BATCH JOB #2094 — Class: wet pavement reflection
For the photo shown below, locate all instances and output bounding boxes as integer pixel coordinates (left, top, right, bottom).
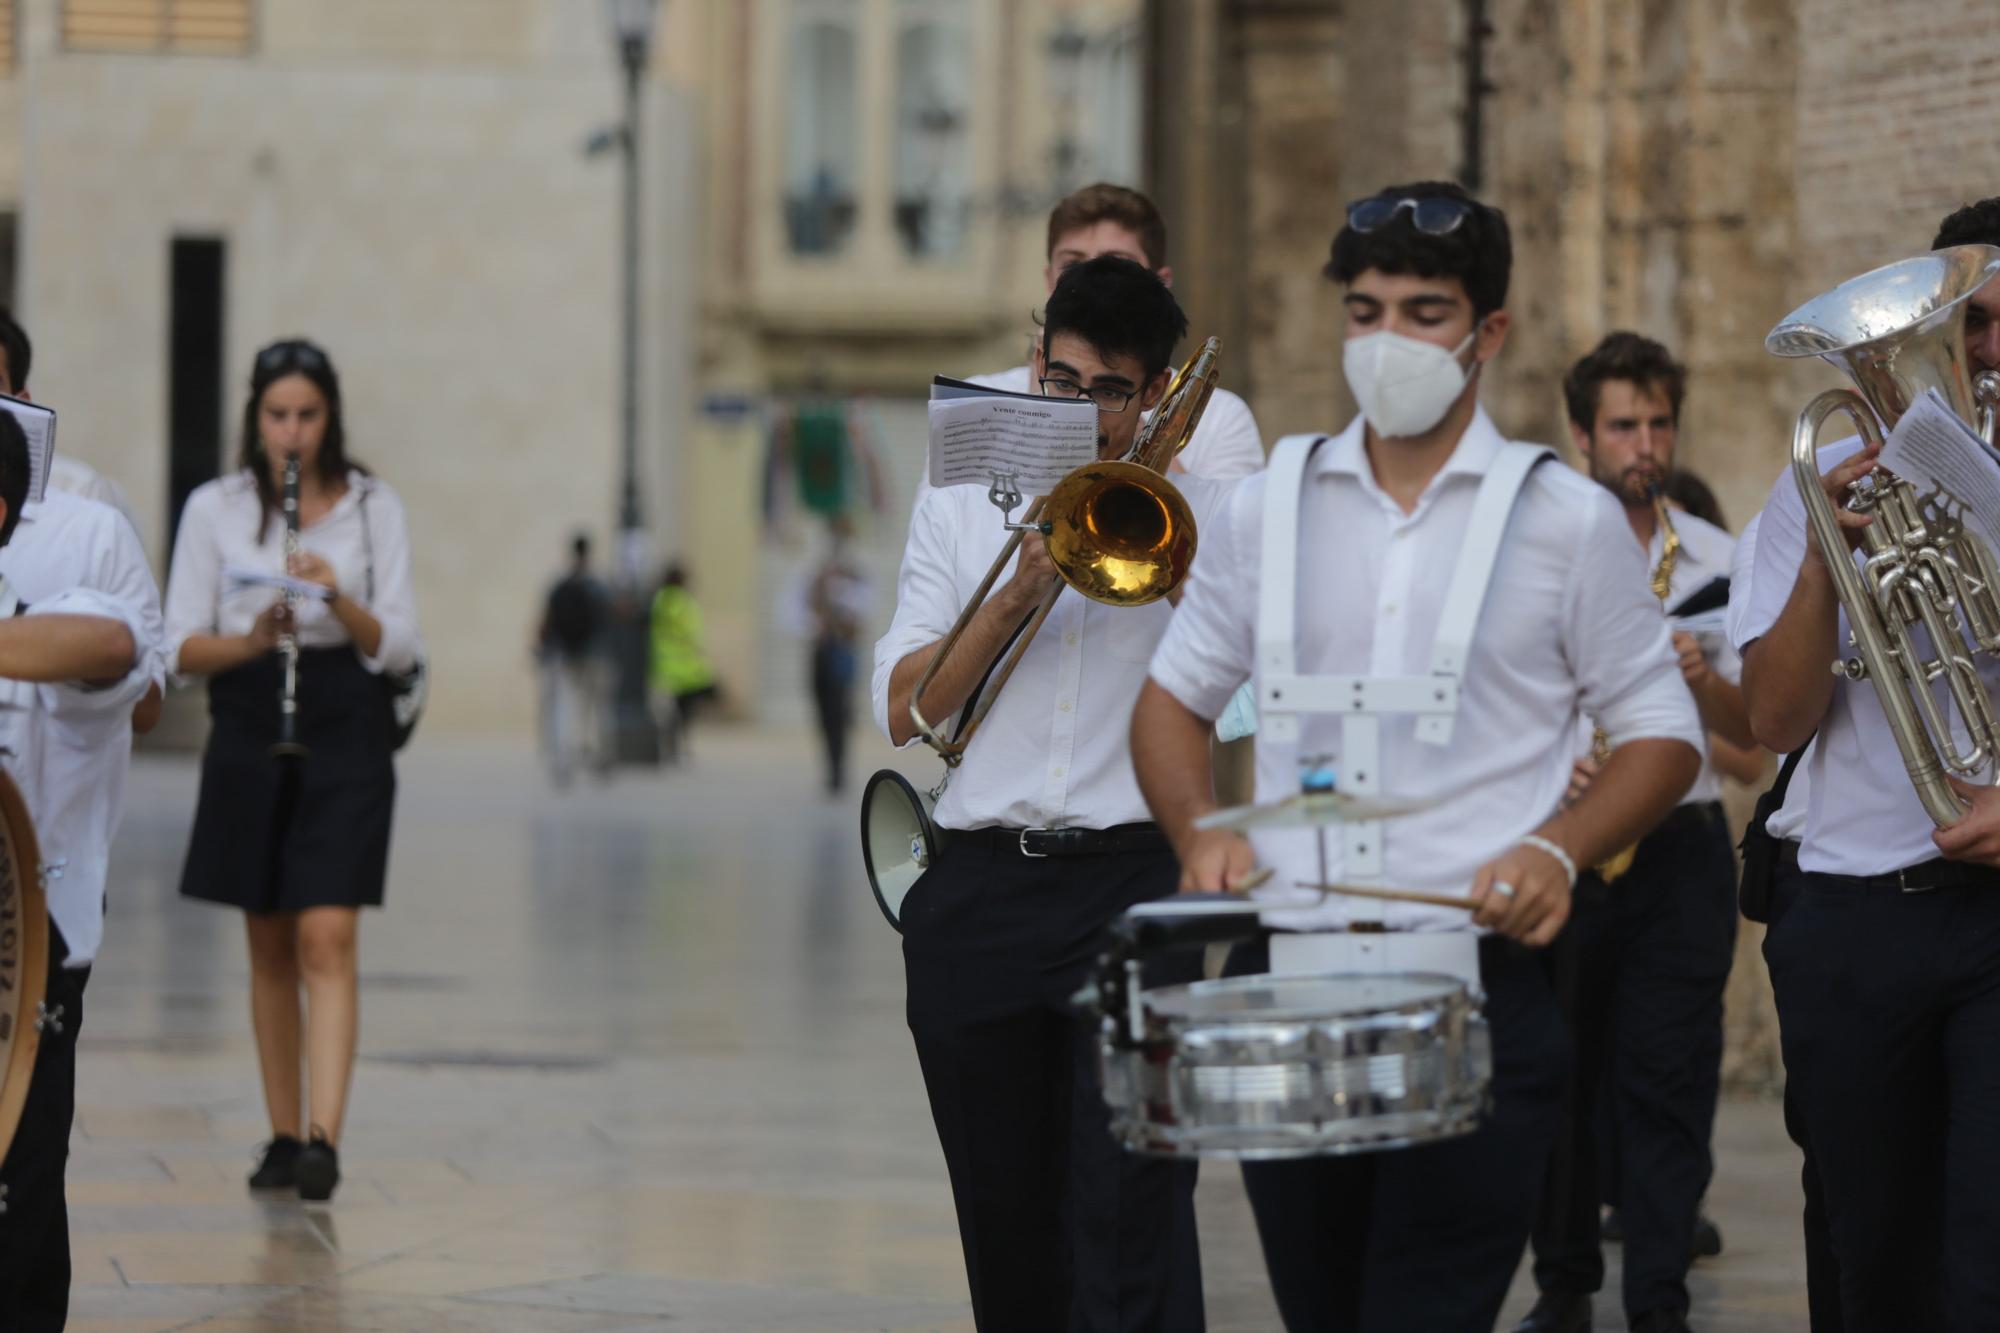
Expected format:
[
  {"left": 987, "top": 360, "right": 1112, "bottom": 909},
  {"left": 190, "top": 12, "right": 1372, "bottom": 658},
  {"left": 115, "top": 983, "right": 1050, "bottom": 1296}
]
[{"left": 68, "top": 731, "right": 1804, "bottom": 1330}]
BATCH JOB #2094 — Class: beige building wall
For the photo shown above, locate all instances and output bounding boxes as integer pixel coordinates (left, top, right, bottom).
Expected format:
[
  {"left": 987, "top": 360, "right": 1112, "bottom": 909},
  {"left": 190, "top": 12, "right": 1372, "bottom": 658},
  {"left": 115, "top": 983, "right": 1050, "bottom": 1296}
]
[
  {"left": 681, "top": 0, "right": 1145, "bottom": 724},
  {"left": 2, "top": 0, "right": 701, "bottom": 734}
]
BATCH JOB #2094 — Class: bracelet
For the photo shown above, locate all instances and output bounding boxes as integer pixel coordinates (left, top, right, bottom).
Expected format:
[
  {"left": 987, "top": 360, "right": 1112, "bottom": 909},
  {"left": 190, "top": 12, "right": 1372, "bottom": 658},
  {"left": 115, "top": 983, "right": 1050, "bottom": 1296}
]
[{"left": 1518, "top": 835, "right": 1578, "bottom": 888}]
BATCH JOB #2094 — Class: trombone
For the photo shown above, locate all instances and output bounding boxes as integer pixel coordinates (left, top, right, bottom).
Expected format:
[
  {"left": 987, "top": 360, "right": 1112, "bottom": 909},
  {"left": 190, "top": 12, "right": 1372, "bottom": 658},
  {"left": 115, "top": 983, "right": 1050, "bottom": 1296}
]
[{"left": 909, "top": 337, "right": 1222, "bottom": 762}]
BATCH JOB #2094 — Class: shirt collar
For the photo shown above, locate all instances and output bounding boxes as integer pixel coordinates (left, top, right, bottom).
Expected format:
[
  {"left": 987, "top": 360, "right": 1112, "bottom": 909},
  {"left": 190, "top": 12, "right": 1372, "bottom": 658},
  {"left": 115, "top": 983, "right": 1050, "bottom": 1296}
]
[{"left": 1313, "top": 406, "right": 1510, "bottom": 511}]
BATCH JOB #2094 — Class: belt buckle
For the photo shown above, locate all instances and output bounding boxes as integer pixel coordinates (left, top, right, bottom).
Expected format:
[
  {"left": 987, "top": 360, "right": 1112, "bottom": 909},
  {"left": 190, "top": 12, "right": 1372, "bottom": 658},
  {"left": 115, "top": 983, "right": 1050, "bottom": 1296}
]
[
  {"left": 1019, "top": 828, "right": 1050, "bottom": 859},
  {"left": 1899, "top": 866, "right": 1934, "bottom": 894}
]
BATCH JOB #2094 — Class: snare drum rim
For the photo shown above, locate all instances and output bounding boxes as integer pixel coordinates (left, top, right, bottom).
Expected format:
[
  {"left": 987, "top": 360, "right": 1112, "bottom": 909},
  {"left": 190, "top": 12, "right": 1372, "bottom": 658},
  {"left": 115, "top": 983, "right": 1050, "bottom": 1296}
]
[{"left": 1138, "top": 970, "right": 1477, "bottom": 1029}]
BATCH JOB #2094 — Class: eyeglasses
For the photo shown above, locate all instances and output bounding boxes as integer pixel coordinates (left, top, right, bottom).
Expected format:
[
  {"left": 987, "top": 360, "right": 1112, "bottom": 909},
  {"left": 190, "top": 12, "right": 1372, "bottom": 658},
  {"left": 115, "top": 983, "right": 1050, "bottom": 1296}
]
[
  {"left": 1345, "top": 195, "right": 1476, "bottom": 237},
  {"left": 1039, "top": 377, "right": 1137, "bottom": 413},
  {"left": 254, "top": 339, "right": 330, "bottom": 375}
]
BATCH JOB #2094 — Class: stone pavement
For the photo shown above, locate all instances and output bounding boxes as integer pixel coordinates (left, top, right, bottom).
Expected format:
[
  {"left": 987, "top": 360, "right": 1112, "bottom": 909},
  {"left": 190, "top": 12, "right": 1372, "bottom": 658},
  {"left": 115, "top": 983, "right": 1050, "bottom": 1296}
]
[{"left": 60, "top": 729, "right": 1809, "bottom": 1331}]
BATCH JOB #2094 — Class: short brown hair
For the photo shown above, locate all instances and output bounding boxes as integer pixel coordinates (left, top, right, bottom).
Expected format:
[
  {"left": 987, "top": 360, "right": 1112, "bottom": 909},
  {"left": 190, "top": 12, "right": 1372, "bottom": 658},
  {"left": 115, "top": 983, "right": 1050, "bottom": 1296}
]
[
  {"left": 1046, "top": 183, "right": 1167, "bottom": 270},
  {"left": 1563, "top": 331, "right": 1687, "bottom": 433}
]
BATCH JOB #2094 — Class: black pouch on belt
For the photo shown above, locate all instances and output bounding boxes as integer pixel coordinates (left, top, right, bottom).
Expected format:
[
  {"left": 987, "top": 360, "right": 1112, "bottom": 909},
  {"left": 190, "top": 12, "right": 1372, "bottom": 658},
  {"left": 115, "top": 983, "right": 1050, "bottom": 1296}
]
[{"left": 1737, "top": 738, "right": 1811, "bottom": 923}]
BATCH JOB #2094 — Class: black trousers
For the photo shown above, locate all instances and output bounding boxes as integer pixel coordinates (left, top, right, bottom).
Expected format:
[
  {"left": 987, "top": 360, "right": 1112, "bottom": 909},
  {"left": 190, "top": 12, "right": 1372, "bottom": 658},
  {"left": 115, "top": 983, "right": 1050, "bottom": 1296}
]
[
  {"left": 1530, "top": 802, "right": 1737, "bottom": 1317},
  {"left": 1764, "top": 858, "right": 2000, "bottom": 1331},
  {"left": 809, "top": 640, "right": 854, "bottom": 792},
  {"left": 902, "top": 834, "right": 1203, "bottom": 1333},
  {"left": 0, "top": 922, "right": 85, "bottom": 1333},
  {"left": 1766, "top": 868, "right": 1843, "bottom": 1333},
  {"left": 1230, "top": 934, "right": 1570, "bottom": 1333}
]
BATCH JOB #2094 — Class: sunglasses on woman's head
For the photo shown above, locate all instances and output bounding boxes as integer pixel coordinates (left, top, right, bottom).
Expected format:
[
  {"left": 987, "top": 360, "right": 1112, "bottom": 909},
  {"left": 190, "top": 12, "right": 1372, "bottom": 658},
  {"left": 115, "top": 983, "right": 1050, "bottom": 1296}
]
[
  {"left": 1345, "top": 195, "right": 1476, "bottom": 237},
  {"left": 254, "top": 340, "right": 329, "bottom": 375}
]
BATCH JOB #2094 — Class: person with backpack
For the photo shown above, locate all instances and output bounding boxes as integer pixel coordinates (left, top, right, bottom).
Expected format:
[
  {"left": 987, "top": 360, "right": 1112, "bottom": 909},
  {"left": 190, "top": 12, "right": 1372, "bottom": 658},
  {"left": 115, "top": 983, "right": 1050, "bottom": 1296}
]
[{"left": 538, "top": 533, "right": 610, "bottom": 784}]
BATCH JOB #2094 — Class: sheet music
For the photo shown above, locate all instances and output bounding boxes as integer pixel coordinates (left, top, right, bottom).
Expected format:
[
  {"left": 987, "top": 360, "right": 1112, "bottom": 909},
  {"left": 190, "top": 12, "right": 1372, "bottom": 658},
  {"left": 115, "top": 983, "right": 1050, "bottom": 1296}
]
[
  {"left": 0, "top": 397, "right": 55, "bottom": 503},
  {"left": 222, "top": 566, "right": 335, "bottom": 602},
  {"left": 925, "top": 384, "right": 1097, "bottom": 495},
  {"left": 1880, "top": 388, "right": 2000, "bottom": 557}
]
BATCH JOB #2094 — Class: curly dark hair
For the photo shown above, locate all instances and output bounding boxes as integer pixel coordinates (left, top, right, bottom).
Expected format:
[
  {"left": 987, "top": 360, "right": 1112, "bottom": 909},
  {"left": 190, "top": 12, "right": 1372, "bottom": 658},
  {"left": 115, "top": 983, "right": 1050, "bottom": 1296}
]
[
  {"left": 1934, "top": 197, "right": 2000, "bottom": 250},
  {"left": 1325, "top": 181, "right": 1512, "bottom": 318},
  {"left": 0, "top": 410, "right": 27, "bottom": 547},
  {"left": 1040, "top": 255, "right": 1189, "bottom": 381},
  {"left": 0, "top": 307, "right": 29, "bottom": 394},
  {"left": 1563, "top": 331, "right": 1688, "bottom": 434}
]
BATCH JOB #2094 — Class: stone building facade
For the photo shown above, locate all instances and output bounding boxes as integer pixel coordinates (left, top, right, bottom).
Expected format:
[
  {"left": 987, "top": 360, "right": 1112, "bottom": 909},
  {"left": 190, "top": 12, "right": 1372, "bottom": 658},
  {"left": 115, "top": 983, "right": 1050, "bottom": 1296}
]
[{"left": 0, "top": 0, "right": 702, "bottom": 733}]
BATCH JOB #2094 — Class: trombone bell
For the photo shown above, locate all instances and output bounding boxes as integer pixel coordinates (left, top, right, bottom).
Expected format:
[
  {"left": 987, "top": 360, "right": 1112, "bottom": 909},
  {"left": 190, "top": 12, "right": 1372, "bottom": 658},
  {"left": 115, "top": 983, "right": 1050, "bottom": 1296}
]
[{"left": 1042, "top": 461, "right": 1197, "bottom": 606}]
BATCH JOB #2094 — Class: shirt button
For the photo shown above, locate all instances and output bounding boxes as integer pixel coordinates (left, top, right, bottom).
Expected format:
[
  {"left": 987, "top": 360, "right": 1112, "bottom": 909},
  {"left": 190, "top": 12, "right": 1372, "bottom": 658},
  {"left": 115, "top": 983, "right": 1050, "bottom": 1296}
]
[
  {"left": 1384, "top": 602, "right": 1398, "bottom": 615},
  {"left": 1065, "top": 632, "right": 1078, "bottom": 646},
  {"left": 1059, "top": 700, "right": 1073, "bottom": 713},
  {"left": 1052, "top": 766, "right": 1066, "bottom": 778}
]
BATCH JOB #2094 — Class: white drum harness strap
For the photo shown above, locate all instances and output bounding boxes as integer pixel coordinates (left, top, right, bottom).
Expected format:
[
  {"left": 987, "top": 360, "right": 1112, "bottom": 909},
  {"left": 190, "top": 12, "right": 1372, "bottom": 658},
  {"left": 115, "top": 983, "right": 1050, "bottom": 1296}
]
[{"left": 1254, "top": 432, "right": 1555, "bottom": 889}]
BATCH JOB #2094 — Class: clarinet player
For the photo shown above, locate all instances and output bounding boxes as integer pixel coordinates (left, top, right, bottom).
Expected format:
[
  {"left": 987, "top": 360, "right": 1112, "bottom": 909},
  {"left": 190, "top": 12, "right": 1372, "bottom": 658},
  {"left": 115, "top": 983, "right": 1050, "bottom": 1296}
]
[{"left": 163, "top": 339, "right": 421, "bottom": 1203}]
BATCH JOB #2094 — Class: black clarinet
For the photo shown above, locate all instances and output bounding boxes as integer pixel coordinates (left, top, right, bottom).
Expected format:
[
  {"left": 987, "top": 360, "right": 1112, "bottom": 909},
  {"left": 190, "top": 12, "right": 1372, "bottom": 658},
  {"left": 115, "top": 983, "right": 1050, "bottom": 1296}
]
[{"left": 271, "top": 453, "right": 309, "bottom": 761}]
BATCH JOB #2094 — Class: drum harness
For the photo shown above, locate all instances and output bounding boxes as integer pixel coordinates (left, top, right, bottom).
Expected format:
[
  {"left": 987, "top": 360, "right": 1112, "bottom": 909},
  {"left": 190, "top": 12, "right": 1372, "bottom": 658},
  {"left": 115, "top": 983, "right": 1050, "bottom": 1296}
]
[{"left": 1252, "top": 431, "right": 1554, "bottom": 980}]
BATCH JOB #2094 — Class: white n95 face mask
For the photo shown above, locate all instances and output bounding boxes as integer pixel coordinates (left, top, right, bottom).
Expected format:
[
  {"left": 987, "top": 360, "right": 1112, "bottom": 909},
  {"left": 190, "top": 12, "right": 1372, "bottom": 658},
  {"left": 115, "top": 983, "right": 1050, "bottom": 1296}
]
[{"left": 1343, "top": 330, "right": 1477, "bottom": 439}]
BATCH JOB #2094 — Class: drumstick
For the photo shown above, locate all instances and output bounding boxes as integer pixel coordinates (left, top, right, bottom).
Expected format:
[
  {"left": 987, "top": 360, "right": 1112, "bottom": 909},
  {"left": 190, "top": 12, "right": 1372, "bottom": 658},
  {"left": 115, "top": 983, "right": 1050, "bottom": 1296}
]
[{"left": 1294, "top": 880, "right": 1480, "bottom": 912}]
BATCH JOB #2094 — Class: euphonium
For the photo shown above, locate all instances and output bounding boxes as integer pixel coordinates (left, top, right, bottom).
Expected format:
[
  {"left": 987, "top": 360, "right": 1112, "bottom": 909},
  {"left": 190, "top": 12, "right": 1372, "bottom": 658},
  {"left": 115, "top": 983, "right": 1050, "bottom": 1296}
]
[
  {"left": 271, "top": 452, "right": 309, "bottom": 761},
  {"left": 1593, "top": 486, "right": 1680, "bottom": 882},
  {"left": 1765, "top": 245, "right": 2000, "bottom": 827}
]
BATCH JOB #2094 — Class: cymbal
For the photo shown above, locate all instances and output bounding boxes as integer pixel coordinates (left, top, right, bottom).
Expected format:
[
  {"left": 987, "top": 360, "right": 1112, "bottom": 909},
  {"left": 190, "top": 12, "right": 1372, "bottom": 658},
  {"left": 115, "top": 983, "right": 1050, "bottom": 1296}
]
[{"left": 1194, "top": 790, "right": 1428, "bottom": 833}]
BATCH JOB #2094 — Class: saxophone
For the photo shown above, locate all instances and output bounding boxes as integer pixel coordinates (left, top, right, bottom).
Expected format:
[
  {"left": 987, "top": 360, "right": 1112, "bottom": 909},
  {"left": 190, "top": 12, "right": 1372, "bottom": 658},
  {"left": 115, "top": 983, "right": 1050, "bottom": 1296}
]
[{"left": 1591, "top": 486, "right": 1679, "bottom": 882}]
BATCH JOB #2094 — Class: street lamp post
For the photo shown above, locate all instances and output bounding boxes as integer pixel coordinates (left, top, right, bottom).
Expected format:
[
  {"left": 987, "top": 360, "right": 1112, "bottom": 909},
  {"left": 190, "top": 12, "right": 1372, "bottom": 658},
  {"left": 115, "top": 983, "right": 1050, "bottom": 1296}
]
[
  {"left": 604, "top": 0, "right": 660, "bottom": 764},
  {"left": 608, "top": 0, "right": 657, "bottom": 570}
]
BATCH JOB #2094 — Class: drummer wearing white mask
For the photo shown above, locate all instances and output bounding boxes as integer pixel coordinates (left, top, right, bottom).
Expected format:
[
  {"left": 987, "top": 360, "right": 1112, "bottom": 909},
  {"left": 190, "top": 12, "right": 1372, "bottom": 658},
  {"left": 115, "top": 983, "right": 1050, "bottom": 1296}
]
[{"left": 1129, "top": 181, "right": 1703, "bottom": 1332}]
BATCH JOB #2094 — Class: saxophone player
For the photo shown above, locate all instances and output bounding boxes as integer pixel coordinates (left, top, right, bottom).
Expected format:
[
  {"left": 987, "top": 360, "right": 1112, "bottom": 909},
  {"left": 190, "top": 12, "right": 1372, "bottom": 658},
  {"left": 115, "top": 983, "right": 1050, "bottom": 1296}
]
[
  {"left": 1518, "top": 334, "right": 1752, "bottom": 1333},
  {"left": 1735, "top": 198, "right": 2000, "bottom": 1328}
]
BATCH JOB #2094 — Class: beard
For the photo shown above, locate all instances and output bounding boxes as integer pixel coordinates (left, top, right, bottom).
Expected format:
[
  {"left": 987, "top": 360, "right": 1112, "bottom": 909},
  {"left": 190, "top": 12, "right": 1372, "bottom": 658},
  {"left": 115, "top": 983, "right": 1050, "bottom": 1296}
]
[{"left": 1594, "top": 456, "right": 1663, "bottom": 506}]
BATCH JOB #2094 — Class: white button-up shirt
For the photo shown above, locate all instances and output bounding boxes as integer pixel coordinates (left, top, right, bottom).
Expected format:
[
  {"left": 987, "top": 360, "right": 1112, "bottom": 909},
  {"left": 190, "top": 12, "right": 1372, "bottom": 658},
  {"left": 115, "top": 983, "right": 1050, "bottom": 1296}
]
[
  {"left": 1579, "top": 509, "right": 1742, "bottom": 806},
  {"left": 3, "top": 490, "right": 166, "bottom": 691},
  {"left": 0, "top": 583, "right": 158, "bottom": 967},
  {"left": 908, "top": 366, "right": 1265, "bottom": 507},
  {"left": 164, "top": 469, "right": 421, "bottom": 678},
  {"left": 1150, "top": 410, "right": 1704, "bottom": 932},
  {"left": 1730, "top": 438, "right": 1978, "bottom": 874},
  {"left": 873, "top": 473, "right": 1235, "bottom": 830},
  {"left": 1725, "top": 512, "right": 1811, "bottom": 839}
]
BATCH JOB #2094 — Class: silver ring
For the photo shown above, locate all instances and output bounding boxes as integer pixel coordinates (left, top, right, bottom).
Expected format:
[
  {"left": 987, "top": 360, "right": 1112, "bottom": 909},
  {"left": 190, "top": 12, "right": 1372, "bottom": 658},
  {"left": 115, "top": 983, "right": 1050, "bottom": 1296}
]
[{"left": 1490, "top": 880, "right": 1516, "bottom": 900}]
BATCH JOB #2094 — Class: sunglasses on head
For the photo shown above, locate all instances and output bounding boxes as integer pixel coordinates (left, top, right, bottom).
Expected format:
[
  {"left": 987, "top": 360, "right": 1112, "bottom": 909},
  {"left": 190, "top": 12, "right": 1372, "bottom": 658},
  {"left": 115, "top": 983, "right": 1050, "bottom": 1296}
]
[
  {"left": 1345, "top": 195, "right": 1476, "bottom": 237},
  {"left": 254, "top": 339, "right": 330, "bottom": 375}
]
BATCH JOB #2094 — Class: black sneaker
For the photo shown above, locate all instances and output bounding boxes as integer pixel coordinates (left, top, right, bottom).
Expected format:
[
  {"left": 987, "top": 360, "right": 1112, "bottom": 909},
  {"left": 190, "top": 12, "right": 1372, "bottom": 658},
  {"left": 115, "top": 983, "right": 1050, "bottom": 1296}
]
[
  {"left": 295, "top": 1130, "right": 340, "bottom": 1203},
  {"left": 1692, "top": 1212, "right": 1723, "bottom": 1258},
  {"left": 247, "top": 1135, "right": 302, "bottom": 1191}
]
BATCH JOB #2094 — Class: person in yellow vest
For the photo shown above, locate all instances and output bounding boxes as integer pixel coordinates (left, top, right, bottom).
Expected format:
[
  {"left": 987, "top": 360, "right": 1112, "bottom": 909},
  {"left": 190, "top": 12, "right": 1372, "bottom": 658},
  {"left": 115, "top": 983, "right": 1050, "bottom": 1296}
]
[{"left": 649, "top": 562, "right": 718, "bottom": 760}]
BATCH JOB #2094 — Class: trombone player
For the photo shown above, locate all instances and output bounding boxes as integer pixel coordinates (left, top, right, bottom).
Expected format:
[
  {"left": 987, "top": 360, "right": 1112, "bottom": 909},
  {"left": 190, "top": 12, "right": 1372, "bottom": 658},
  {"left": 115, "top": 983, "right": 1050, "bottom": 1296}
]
[
  {"left": 871, "top": 256, "right": 1229, "bottom": 1331},
  {"left": 1735, "top": 198, "right": 2000, "bottom": 1328}
]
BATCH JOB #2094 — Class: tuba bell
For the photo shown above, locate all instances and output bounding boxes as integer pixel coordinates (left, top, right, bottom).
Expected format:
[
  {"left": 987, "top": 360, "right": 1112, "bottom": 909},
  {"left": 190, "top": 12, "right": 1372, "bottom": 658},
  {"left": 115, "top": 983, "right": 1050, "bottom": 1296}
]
[{"left": 1765, "top": 244, "right": 2000, "bottom": 826}]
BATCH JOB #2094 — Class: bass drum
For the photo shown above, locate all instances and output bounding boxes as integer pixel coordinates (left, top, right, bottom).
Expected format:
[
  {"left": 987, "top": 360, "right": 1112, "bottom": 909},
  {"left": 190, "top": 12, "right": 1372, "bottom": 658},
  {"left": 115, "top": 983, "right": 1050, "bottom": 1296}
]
[
  {"left": 0, "top": 768, "right": 47, "bottom": 1171},
  {"left": 859, "top": 768, "right": 947, "bottom": 932}
]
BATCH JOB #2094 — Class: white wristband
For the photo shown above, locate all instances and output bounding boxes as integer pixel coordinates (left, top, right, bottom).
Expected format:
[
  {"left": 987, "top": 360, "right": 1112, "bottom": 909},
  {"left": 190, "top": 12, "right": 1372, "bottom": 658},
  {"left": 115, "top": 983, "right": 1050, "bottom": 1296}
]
[{"left": 1518, "top": 835, "right": 1578, "bottom": 888}]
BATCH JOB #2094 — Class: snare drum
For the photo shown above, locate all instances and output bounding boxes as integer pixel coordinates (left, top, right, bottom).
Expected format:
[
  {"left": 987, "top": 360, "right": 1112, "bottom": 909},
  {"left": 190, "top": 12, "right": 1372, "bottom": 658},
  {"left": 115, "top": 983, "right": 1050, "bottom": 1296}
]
[{"left": 1099, "top": 971, "right": 1490, "bottom": 1159}]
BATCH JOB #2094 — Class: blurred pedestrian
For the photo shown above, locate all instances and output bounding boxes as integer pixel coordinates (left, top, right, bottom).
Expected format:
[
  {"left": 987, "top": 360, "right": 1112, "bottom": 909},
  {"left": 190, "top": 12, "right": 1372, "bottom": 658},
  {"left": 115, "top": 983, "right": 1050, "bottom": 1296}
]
[
  {"left": 165, "top": 338, "right": 422, "bottom": 1206},
  {"left": 649, "top": 562, "right": 717, "bottom": 760},
  {"left": 801, "top": 520, "right": 871, "bottom": 793},
  {"left": 537, "top": 533, "right": 611, "bottom": 785}
]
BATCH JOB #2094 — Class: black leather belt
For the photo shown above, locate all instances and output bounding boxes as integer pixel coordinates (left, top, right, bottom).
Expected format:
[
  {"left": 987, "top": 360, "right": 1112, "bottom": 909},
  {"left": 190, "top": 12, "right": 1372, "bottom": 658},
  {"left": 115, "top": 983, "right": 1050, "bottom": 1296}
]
[
  {"left": 1776, "top": 842, "right": 2000, "bottom": 893},
  {"left": 956, "top": 822, "right": 1170, "bottom": 858}
]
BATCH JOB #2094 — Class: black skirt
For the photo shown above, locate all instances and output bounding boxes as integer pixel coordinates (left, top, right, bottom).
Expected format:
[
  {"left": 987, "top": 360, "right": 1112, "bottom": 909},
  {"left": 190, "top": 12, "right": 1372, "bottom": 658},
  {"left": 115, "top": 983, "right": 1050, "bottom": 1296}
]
[{"left": 178, "top": 647, "right": 397, "bottom": 913}]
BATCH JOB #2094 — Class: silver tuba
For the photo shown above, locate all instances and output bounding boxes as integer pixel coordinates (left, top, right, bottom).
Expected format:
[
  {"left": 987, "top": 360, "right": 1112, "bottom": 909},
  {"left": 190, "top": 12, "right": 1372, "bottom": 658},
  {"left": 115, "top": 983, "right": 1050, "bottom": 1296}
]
[{"left": 1765, "top": 245, "right": 2000, "bottom": 826}]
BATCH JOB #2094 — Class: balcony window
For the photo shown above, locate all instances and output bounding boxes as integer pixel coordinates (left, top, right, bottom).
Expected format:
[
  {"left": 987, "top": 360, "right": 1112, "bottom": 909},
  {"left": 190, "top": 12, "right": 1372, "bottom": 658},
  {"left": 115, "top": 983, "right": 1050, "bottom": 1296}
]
[
  {"left": 892, "top": 1, "right": 970, "bottom": 260},
  {"left": 784, "top": 1, "right": 860, "bottom": 257}
]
